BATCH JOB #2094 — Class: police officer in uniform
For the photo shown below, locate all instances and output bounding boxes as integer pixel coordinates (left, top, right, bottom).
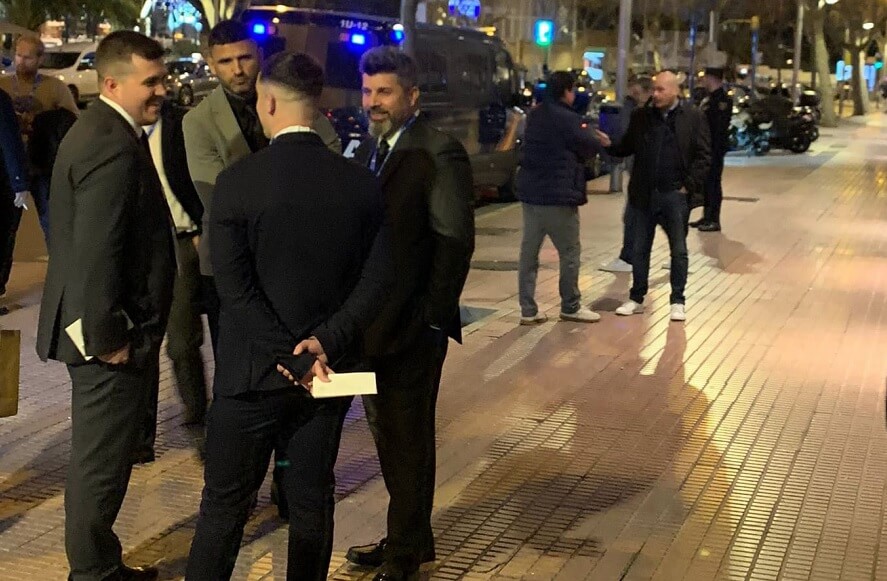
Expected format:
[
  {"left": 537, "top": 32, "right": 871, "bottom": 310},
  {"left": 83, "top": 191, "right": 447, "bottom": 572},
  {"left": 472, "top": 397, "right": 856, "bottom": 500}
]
[{"left": 692, "top": 67, "right": 732, "bottom": 232}]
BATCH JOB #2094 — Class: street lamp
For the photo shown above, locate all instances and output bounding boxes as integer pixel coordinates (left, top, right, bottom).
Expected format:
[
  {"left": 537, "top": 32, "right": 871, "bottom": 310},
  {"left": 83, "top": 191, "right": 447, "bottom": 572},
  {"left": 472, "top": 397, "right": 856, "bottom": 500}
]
[
  {"left": 825, "top": 0, "right": 840, "bottom": 4},
  {"left": 863, "top": 22, "right": 875, "bottom": 30}
]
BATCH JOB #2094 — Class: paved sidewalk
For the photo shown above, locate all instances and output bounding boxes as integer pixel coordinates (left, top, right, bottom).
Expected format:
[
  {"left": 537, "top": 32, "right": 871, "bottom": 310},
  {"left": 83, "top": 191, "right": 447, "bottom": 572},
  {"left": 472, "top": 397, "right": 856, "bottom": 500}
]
[{"left": 0, "top": 115, "right": 885, "bottom": 581}]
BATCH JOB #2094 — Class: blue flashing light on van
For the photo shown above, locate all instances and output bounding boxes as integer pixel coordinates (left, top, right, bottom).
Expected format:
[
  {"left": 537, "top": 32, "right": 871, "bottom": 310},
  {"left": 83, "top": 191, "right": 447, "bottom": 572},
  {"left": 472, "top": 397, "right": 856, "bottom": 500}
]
[{"left": 252, "top": 22, "right": 267, "bottom": 35}]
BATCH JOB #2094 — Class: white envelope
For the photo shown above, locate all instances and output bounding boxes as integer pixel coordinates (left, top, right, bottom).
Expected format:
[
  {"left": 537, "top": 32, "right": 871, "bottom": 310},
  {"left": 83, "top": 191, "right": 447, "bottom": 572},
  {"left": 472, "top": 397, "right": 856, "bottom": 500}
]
[
  {"left": 65, "top": 319, "right": 93, "bottom": 362},
  {"left": 311, "top": 372, "right": 377, "bottom": 399}
]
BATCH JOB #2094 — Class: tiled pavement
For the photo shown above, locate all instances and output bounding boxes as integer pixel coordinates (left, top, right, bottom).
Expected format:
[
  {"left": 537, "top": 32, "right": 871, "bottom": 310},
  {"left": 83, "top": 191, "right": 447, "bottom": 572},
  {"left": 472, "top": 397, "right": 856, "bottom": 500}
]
[{"left": 0, "top": 115, "right": 886, "bottom": 581}]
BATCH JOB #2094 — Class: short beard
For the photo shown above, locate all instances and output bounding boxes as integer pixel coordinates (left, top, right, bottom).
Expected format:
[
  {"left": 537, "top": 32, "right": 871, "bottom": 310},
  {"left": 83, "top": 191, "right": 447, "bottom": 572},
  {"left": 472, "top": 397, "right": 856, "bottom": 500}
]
[{"left": 368, "top": 118, "right": 393, "bottom": 139}]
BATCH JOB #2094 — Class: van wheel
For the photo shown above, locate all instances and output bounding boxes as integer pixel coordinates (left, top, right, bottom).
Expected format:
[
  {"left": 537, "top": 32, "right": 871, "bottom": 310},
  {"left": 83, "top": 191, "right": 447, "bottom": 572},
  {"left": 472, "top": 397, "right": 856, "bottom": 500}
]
[
  {"left": 67, "top": 85, "right": 80, "bottom": 104},
  {"left": 179, "top": 86, "right": 194, "bottom": 107}
]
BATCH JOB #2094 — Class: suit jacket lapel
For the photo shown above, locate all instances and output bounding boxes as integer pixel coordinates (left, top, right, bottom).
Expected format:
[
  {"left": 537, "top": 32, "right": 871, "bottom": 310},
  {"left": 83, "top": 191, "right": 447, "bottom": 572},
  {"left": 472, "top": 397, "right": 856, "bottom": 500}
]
[
  {"left": 377, "top": 122, "right": 418, "bottom": 186},
  {"left": 208, "top": 87, "right": 252, "bottom": 164}
]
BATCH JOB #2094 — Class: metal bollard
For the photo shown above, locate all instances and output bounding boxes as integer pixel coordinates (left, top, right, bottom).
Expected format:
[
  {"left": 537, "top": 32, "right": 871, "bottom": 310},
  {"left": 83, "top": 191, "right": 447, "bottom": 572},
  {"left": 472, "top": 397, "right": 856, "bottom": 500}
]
[{"left": 609, "top": 162, "right": 624, "bottom": 193}]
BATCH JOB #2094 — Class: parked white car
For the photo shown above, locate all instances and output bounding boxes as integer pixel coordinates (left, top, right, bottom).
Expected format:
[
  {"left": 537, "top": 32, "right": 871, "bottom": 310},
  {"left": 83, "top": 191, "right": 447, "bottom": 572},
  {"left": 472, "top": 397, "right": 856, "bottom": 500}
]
[{"left": 39, "top": 42, "right": 99, "bottom": 104}]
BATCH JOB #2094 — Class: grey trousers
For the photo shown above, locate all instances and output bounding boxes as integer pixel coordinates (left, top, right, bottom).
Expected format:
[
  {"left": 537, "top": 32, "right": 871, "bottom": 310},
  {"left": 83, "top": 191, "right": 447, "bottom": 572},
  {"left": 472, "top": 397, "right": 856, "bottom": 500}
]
[
  {"left": 66, "top": 352, "right": 161, "bottom": 581},
  {"left": 518, "top": 203, "right": 582, "bottom": 317}
]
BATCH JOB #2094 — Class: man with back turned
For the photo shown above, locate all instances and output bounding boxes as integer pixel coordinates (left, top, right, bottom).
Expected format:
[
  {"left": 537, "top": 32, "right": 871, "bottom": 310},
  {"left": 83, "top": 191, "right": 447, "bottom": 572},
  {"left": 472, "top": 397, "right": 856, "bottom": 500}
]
[{"left": 185, "top": 51, "right": 392, "bottom": 581}]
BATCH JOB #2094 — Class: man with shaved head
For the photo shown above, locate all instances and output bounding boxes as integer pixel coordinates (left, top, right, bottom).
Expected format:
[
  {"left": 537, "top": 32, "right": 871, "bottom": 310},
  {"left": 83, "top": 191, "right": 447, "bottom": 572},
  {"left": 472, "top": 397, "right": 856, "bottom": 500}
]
[{"left": 596, "top": 70, "right": 710, "bottom": 322}]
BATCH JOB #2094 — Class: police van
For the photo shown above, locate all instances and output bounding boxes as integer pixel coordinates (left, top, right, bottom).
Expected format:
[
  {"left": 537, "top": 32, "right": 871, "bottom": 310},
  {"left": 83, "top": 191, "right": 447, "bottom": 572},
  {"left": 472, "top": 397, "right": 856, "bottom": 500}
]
[{"left": 241, "top": 1, "right": 523, "bottom": 197}]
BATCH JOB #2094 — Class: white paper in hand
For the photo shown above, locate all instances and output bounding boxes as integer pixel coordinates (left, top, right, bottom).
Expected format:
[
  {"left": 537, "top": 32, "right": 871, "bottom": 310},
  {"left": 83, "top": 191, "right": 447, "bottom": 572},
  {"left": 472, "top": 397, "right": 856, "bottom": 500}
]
[
  {"left": 311, "top": 372, "right": 377, "bottom": 399},
  {"left": 65, "top": 319, "right": 93, "bottom": 362}
]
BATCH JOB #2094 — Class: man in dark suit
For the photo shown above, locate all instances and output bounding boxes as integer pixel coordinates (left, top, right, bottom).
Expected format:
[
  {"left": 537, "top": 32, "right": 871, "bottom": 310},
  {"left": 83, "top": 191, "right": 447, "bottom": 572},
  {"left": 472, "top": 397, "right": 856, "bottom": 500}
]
[
  {"left": 142, "top": 100, "right": 207, "bottom": 441},
  {"left": 345, "top": 47, "right": 475, "bottom": 581},
  {"left": 596, "top": 70, "right": 711, "bottom": 323},
  {"left": 35, "top": 32, "right": 175, "bottom": 581},
  {"left": 0, "top": 87, "right": 29, "bottom": 316},
  {"left": 185, "top": 52, "right": 392, "bottom": 581}
]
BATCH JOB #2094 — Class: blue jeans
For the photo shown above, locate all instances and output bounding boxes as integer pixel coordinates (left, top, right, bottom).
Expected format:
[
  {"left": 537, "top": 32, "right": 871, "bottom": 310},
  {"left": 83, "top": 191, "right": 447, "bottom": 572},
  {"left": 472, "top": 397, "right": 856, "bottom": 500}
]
[
  {"left": 629, "top": 190, "right": 690, "bottom": 305},
  {"left": 618, "top": 202, "right": 636, "bottom": 264},
  {"left": 518, "top": 204, "right": 581, "bottom": 317}
]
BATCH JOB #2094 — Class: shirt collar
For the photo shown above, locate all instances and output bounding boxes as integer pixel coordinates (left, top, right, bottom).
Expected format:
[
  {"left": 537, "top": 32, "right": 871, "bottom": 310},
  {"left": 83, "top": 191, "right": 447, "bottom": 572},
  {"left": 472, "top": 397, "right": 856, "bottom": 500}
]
[
  {"left": 100, "top": 95, "right": 142, "bottom": 136},
  {"left": 272, "top": 125, "right": 316, "bottom": 140}
]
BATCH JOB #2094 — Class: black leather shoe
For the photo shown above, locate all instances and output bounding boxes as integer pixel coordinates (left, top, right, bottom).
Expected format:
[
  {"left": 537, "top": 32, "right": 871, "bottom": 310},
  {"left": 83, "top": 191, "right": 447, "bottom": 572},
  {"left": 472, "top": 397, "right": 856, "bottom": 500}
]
[
  {"left": 372, "top": 572, "right": 418, "bottom": 581},
  {"left": 347, "top": 539, "right": 387, "bottom": 567},
  {"left": 697, "top": 222, "right": 722, "bottom": 232},
  {"left": 346, "top": 539, "right": 435, "bottom": 567},
  {"left": 131, "top": 450, "right": 156, "bottom": 465},
  {"left": 688, "top": 219, "right": 705, "bottom": 228},
  {"left": 107, "top": 565, "right": 159, "bottom": 581}
]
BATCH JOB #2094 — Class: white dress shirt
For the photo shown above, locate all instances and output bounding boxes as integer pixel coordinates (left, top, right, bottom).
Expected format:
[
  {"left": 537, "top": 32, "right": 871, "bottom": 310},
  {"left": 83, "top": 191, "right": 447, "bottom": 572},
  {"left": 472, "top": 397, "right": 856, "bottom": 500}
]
[
  {"left": 272, "top": 125, "right": 316, "bottom": 141},
  {"left": 144, "top": 118, "right": 198, "bottom": 234},
  {"left": 99, "top": 95, "right": 142, "bottom": 136}
]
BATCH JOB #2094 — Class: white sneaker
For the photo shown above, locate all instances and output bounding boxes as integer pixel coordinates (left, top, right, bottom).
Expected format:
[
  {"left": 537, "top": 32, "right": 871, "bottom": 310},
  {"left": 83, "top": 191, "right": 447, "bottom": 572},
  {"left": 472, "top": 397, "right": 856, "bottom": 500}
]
[
  {"left": 599, "top": 258, "right": 633, "bottom": 273},
  {"left": 559, "top": 307, "right": 601, "bottom": 323},
  {"left": 520, "top": 313, "right": 549, "bottom": 326},
  {"left": 615, "top": 300, "right": 644, "bottom": 316},
  {"left": 670, "top": 304, "right": 686, "bottom": 322}
]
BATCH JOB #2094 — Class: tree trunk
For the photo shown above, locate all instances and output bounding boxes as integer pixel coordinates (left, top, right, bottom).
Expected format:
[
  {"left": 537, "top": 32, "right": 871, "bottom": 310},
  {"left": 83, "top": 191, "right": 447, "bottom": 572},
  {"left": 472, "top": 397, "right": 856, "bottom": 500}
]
[
  {"left": 809, "top": 8, "right": 837, "bottom": 127},
  {"left": 850, "top": 39, "right": 869, "bottom": 116},
  {"left": 401, "top": 0, "right": 420, "bottom": 57}
]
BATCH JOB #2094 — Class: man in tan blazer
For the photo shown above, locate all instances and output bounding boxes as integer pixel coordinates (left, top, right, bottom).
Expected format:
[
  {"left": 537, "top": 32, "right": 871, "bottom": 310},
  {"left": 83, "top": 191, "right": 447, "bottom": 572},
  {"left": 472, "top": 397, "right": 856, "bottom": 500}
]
[{"left": 184, "top": 20, "right": 339, "bottom": 352}]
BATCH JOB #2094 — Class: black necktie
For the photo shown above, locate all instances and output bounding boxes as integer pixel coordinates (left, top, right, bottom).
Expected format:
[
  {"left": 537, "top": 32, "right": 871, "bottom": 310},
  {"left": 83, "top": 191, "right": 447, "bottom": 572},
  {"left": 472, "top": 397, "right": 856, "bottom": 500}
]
[
  {"left": 375, "top": 139, "right": 390, "bottom": 170},
  {"left": 139, "top": 131, "right": 151, "bottom": 156}
]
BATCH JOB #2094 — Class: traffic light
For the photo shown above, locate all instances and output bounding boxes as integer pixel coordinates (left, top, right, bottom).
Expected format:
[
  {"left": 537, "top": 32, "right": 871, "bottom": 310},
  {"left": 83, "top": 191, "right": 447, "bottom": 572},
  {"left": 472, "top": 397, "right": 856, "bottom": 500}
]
[{"left": 534, "top": 19, "right": 554, "bottom": 47}]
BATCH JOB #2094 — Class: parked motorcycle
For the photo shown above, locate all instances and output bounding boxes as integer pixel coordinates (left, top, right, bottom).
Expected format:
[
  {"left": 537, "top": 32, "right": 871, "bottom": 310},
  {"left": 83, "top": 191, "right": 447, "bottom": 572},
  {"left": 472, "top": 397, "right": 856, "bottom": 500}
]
[{"left": 728, "top": 107, "right": 772, "bottom": 155}]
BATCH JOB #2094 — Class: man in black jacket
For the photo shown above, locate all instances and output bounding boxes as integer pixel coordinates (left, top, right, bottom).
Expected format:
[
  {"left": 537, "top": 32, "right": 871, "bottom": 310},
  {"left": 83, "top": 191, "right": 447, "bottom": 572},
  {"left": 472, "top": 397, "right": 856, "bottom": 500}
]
[
  {"left": 692, "top": 67, "right": 732, "bottom": 232},
  {"left": 36, "top": 31, "right": 175, "bottom": 581},
  {"left": 596, "top": 70, "right": 711, "bottom": 323},
  {"left": 515, "top": 70, "right": 601, "bottom": 325},
  {"left": 344, "top": 47, "right": 475, "bottom": 581},
  {"left": 142, "top": 100, "right": 208, "bottom": 442},
  {"left": 185, "top": 52, "right": 392, "bottom": 581}
]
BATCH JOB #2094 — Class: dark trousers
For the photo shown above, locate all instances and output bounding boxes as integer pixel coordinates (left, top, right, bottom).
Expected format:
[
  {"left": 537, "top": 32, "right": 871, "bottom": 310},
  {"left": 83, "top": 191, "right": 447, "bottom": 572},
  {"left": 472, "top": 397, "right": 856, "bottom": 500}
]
[
  {"left": 629, "top": 190, "right": 690, "bottom": 305},
  {"left": 618, "top": 202, "right": 636, "bottom": 264},
  {"left": 0, "top": 194, "right": 22, "bottom": 294},
  {"left": 32, "top": 174, "right": 51, "bottom": 244},
  {"left": 200, "top": 275, "right": 220, "bottom": 354},
  {"left": 186, "top": 390, "right": 352, "bottom": 581},
  {"left": 363, "top": 329, "right": 449, "bottom": 574},
  {"left": 167, "top": 237, "right": 207, "bottom": 424},
  {"left": 703, "top": 153, "right": 726, "bottom": 224},
  {"left": 66, "top": 352, "right": 161, "bottom": 581}
]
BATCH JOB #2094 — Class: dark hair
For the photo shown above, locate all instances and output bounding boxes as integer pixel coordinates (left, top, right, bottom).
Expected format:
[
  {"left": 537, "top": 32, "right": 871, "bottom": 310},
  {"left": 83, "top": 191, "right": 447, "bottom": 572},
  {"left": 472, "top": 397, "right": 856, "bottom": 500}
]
[
  {"left": 629, "top": 75, "right": 653, "bottom": 94},
  {"left": 209, "top": 20, "right": 252, "bottom": 48},
  {"left": 260, "top": 51, "right": 324, "bottom": 100},
  {"left": 96, "top": 31, "right": 164, "bottom": 81},
  {"left": 547, "top": 71, "right": 575, "bottom": 100},
  {"left": 359, "top": 46, "right": 418, "bottom": 88}
]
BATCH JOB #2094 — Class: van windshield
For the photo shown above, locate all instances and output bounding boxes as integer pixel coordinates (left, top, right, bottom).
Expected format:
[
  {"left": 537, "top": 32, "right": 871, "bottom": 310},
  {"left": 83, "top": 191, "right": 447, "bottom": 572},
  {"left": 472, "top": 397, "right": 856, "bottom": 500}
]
[
  {"left": 268, "top": 23, "right": 383, "bottom": 90},
  {"left": 42, "top": 52, "right": 81, "bottom": 70}
]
